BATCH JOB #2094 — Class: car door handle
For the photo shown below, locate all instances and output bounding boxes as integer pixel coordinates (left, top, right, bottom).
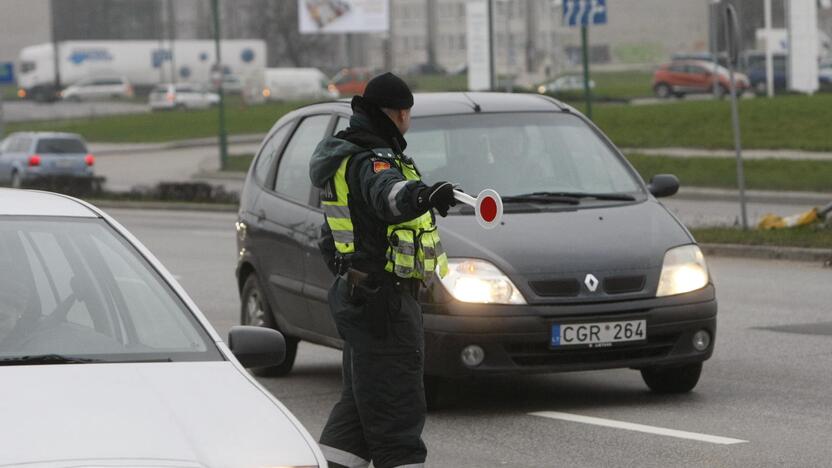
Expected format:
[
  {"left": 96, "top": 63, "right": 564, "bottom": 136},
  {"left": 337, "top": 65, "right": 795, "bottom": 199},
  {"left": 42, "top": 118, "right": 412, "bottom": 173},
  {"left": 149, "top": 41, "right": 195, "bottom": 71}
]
[{"left": 256, "top": 210, "right": 266, "bottom": 223}]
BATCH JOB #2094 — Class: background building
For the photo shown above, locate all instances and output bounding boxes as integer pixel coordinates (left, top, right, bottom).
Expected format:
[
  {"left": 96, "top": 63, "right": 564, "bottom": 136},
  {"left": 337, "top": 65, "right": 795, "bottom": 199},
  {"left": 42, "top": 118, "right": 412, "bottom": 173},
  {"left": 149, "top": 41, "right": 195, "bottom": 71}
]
[{"left": 2, "top": 0, "right": 831, "bottom": 86}]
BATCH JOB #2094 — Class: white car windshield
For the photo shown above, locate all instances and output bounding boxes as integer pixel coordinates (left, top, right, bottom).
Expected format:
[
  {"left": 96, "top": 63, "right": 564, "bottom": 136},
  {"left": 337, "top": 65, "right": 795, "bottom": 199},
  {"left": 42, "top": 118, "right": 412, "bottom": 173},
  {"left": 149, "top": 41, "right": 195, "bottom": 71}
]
[
  {"left": 406, "top": 112, "right": 643, "bottom": 199},
  {"left": 0, "top": 218, "right": 221, "bottom": 364}
]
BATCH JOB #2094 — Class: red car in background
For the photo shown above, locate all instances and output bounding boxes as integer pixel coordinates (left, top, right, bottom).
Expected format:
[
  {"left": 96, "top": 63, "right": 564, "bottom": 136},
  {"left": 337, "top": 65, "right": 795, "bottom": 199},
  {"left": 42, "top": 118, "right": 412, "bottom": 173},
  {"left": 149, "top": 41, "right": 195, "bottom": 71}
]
[
  {"left": 329, "top": 67, "right": 372, "bottom": 97},
  {"left": 653, "top": 60, "right": 749, "bottom": 99}
]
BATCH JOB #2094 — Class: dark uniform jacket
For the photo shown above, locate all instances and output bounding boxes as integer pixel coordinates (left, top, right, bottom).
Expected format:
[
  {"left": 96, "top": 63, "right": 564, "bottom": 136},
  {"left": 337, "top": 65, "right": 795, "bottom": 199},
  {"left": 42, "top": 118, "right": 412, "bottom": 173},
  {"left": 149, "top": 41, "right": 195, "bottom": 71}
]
[{"left": 309, "top": 97, "right": 432, "bottom": 273}]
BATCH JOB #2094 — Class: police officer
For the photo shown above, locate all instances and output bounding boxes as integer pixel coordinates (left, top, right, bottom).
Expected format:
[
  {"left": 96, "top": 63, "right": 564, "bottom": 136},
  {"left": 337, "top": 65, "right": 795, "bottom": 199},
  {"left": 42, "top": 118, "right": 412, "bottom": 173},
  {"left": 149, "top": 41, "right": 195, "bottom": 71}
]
[{"left": 309, "top": 72, "right": 455, "bottom": 468}]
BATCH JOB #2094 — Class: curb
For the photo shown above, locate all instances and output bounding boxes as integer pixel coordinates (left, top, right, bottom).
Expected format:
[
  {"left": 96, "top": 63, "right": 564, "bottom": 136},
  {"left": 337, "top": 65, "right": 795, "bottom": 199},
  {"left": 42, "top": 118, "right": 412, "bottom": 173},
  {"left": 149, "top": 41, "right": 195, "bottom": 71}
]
[
  {"left": 700, "top": 243, "right": 832, "bottom": 263},
  {"left": 674, "top": 187, "right": 830, "bottom": 205},
  {"left": 88, "top": 199, "right": 238, "bottom": 212}
]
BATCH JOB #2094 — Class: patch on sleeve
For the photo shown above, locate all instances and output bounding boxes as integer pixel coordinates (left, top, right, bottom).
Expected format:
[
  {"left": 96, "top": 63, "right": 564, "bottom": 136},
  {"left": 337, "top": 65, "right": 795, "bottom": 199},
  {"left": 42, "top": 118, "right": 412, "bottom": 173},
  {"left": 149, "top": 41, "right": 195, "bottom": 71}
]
[
  {"left": 320, "top": 178, "right": 337, "bottom": 202},
  {"left": 372, "top": 159, "right": 392, "bottom": 173}
]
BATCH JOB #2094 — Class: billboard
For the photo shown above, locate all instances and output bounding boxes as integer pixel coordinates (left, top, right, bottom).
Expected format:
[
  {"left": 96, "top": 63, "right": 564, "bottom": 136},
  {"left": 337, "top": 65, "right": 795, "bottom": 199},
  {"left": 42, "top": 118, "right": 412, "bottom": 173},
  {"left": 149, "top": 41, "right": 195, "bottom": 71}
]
[
  {"left": 466, "top": 0, "right": 491, "bottom": 91},
  {"left": 299, "top": 0, "right": 389, "bottom": 34},
  {"left": 787, "top": 0, "right": 819, "bottom": 93}
]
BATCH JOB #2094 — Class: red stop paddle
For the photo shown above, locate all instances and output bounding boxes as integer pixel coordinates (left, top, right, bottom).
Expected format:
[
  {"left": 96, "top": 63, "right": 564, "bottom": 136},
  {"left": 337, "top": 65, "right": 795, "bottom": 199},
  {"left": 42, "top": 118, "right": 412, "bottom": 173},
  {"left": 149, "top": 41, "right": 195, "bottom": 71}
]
[{"left": 453, "top": 189, "right": 503, "bottom": 229}]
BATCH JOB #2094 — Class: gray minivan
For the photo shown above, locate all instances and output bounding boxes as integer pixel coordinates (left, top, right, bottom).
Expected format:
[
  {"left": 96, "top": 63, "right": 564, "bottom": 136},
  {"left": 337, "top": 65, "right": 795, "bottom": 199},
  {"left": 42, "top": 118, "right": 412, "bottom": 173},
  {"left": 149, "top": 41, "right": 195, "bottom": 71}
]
[
  {"left": 235, "top": 93, "right": 717, "bottom": 402},
  {"left": 0, "top": 132, "right": 95, "bottom": 188}
]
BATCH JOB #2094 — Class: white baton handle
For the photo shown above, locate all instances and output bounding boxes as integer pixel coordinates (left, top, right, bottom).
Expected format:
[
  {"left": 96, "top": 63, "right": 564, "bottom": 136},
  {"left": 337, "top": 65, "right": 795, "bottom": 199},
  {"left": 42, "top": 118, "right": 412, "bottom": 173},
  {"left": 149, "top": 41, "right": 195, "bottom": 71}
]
[{"left": 453, "top": 190, "right": 477, "bottom": 207}]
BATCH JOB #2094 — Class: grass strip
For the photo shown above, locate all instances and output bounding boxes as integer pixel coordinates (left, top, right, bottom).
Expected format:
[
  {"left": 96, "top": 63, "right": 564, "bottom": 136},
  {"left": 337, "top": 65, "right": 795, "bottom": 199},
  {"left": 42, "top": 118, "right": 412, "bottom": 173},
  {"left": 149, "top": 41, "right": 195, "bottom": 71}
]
[
  {"left": 226, "top": 154, "right": 254, "bottom": 173},
  {"left": 6, "top": 100, "right": 305, "bottom": 143},
  {"left": 691, "top": 226, "right": 832, "bottom": 249},
  {"left": 626, "top": 154, "right": 832, "bottom": 192},
  {"left": 592, "top": 94, "right": 832, "bottom": 151}
]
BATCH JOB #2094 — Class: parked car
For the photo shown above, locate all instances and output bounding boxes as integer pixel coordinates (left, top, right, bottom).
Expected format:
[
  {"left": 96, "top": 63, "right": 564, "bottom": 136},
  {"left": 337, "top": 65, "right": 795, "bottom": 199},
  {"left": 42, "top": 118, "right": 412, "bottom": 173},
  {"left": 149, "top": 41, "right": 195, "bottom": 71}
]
[
  {"left": 61, "top": 76, "right": 134, "bottom": 101},
  {"left": 149, "top": 83, "right": 220, "bottom": 111},
  {"left": 235, "top": 93, "right": 717, "bottom": 404},
  {"left": 0, "top": 188, "right": 326, "bottom": 467},
  {"left": 221, "top": 74, "right": 245, "bottom": 94},
  {"left": 820, "top": 64, "right": 832, "bottom": 87},
  {"left": 262, "top": 68, "right": 338, "bottom": 101},
  {"left": 329, "top": 67, "right": 372, "bottom": 96},
  {"left": 0, "top": 132, "right": 95, "bottom": 189},
  {"left": 537, "top": 75, "right": 595, "bottom": 94},
  {"left": 746, "top": 53, "right": 788, "bottom": 95},
  {"left": 653, "top": 60, "right": 749, "bottom": 98}
]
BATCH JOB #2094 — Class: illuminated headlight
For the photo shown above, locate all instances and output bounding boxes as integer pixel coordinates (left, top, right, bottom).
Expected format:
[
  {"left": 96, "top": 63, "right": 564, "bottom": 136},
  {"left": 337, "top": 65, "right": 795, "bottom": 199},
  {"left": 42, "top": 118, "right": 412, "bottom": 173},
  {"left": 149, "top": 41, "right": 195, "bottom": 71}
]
[
  {"left": 439, "top": 259, "right": 526, "bottom": 304},
  {"left": 656, "top": 245, "right": 709, "bottom": 297}
]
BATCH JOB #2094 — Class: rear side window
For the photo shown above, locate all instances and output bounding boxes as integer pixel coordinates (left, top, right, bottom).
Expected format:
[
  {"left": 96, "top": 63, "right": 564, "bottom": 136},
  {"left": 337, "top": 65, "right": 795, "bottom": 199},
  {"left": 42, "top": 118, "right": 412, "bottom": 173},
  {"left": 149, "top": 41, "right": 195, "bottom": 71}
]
[
  {"left": 253, "top": 124, "right": 292, "bottom": 187},
  {"left": 36, "top": 138, "right": 87, "bottom": 154},
  {"left": 274, "top": 115, "right": 331, "bottom": 203},
  {"left": 334, "top": 117, "right": 349, "bottom": 134},
  {"left": 668, "top": 64, "right": 686, "bottom": 73},
  {"left": 9, "top": 137, "right": 32, "bottom": 153}
]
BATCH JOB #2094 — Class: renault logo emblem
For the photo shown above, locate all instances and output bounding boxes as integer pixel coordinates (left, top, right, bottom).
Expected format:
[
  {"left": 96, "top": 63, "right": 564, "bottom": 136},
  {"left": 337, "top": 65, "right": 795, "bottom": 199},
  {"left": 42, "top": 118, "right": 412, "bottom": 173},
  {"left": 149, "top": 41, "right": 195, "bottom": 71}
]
[{"left": 584, "top": 274, "right": 599, "bottom": 292}]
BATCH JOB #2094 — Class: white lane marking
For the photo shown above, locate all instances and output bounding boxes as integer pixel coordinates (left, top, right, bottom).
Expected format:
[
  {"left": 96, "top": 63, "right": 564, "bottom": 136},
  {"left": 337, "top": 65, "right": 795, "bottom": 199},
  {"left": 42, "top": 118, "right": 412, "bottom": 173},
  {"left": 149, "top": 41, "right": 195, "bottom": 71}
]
[{"left": 529, "top": 411, "right": 748, "bottom": 445}]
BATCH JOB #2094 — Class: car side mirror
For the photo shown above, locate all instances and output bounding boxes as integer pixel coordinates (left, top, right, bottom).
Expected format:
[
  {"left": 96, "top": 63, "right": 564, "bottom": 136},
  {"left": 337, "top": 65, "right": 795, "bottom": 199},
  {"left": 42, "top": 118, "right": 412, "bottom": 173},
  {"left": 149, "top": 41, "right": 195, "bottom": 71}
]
[
  {"left": 647, "top": 174, "right": 680, "bottom": 198},
  {"left": 228, "top": 325, "right": 286, "bottom": 368}
]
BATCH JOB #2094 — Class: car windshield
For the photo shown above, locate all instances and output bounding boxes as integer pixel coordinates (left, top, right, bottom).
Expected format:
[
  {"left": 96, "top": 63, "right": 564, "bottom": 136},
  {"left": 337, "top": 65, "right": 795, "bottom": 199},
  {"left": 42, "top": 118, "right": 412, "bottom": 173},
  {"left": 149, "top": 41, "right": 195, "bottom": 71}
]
[
  {"left": 0, "top": 217, "right": 221, "bottom": 363},
  {"left": 35, "top": 138, "right": 87, "bottom": 154},
  {"left": 407, "top": 112, "right": 643, "bottom": 200}
]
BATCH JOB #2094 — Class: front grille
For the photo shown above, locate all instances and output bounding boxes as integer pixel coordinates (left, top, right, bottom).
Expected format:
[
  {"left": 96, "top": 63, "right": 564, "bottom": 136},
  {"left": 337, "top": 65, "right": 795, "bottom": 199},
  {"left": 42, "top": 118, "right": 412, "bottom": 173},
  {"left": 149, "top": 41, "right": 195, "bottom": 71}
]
[
  {"left": 603, "top": 275, "right": 646, "bottom": 294},
  {"left": 505, "top": 333, "right": 679, "bottom": 367},
  {"left": 529, "top": 279, "right": 580, "bottom": 297}
]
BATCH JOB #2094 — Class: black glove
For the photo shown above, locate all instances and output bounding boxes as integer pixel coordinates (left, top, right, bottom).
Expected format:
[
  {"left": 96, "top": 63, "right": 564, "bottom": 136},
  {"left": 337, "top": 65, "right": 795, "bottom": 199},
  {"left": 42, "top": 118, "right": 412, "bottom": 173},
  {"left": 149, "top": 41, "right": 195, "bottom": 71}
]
[{"left": 426, "top": 181, "right": 456, "bottom": 217}]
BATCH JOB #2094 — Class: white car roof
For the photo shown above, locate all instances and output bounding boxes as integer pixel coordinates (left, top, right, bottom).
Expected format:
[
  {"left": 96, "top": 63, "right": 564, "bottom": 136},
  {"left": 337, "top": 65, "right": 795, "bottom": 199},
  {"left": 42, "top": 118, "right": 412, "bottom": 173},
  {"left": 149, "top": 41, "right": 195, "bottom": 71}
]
[{"left": 0, "top": 188, "right": 97, "bottom": 217}]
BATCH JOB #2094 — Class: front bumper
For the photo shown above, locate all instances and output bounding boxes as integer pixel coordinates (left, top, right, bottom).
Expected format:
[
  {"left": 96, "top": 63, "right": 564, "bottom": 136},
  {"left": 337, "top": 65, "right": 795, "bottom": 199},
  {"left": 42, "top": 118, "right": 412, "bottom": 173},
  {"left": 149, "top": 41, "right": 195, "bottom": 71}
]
[{"left": 422, "top": 285, "right": 717, "bottom": 377}]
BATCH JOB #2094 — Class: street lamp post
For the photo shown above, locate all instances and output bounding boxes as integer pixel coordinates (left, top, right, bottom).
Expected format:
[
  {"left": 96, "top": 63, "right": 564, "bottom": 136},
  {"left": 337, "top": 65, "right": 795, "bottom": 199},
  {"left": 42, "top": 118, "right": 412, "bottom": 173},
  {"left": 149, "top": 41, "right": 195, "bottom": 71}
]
[{"left": 211, "top": 0, "right": 228, "bottom": 171}]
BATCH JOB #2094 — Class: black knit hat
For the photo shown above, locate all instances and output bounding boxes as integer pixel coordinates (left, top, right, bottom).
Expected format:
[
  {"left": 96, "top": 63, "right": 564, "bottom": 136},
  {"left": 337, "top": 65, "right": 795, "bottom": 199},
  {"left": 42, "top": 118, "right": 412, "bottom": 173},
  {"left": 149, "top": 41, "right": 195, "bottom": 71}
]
[{"left": 362, "top": 72, "right": 414, "bottom": 109}]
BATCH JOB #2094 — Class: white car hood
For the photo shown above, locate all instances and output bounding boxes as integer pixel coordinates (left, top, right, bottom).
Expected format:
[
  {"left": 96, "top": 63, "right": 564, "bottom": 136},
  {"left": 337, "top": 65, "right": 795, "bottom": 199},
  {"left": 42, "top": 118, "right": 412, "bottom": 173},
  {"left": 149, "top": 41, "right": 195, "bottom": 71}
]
[{"left": 0, "top": 361, "right": 318, "bottom": 468}]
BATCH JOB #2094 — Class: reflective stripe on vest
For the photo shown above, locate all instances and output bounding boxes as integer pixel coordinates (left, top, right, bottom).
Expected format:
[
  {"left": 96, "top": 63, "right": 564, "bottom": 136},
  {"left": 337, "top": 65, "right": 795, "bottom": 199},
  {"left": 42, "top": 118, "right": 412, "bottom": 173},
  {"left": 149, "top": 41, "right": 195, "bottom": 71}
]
[
  {"left": 323, "top": 151, "right": 449, "bottom": 280},
  {"left": 383, "top": 158, "right": 449, "bottom": 280},
  {"left": 322, "top": 157, "right": 355, "bottom": 254}
]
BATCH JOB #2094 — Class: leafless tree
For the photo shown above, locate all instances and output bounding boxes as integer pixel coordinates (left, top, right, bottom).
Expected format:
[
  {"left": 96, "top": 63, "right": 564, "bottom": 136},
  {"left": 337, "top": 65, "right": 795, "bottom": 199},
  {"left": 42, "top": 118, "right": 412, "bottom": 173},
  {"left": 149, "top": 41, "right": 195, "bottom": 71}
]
[{"left": 246, "top": 0, "right": 338, "bottom": 68}]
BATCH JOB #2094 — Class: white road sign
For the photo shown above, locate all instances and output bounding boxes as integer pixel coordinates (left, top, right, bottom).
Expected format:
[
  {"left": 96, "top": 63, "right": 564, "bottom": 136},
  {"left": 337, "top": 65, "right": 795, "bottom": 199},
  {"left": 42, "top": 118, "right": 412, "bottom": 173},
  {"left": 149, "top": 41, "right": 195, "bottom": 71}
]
[
  {"left": 787, "top": 0, "right": 819, "bottom": 93},
  {"left": 466, "top": 0, "right": 491, "bottom": 91}
]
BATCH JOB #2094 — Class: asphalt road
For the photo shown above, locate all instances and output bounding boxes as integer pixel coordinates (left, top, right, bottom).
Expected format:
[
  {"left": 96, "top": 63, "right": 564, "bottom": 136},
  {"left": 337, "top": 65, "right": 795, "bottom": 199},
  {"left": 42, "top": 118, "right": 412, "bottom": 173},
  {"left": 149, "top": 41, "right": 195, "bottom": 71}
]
[{"left": 107, "top": 207, "right": 832, "bottom": 467}]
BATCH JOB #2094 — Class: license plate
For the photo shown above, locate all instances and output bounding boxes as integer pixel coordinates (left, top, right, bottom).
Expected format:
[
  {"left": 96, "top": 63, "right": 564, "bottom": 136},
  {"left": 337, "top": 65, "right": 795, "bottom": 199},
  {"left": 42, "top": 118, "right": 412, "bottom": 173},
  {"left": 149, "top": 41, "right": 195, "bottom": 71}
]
[
  {"left": 54, "top": 159, "right": 74, "bottom": 168},
  {"left": 551, "top": 319, "right": 646, "bottom": 348}
]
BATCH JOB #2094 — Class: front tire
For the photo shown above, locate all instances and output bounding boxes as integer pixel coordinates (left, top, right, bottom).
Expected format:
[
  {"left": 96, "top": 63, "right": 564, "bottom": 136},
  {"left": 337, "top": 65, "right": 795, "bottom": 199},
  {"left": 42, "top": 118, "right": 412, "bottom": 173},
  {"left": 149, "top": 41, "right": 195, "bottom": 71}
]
[
  {"left": 240, "top": 274, "right": 298, "bottom": 377},
  {"left": 641, "top": 362, "right": 702, "bottom": 393},
  {"left": 654, "top": 83, "right": 672, "bottom": 99}
]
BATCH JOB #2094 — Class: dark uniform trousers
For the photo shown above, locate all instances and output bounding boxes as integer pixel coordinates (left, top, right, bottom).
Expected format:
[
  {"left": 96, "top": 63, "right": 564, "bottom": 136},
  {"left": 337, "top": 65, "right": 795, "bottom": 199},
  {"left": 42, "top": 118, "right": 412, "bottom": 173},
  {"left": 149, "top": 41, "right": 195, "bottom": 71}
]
[{"left": 319, "top": 276, "right": 427, "bottom": 468}]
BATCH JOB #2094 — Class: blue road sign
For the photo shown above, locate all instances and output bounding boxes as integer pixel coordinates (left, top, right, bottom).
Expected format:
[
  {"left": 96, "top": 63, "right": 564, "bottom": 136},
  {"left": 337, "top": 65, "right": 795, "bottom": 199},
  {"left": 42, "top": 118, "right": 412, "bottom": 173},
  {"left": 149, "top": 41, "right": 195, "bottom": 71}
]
[
  {"left": 0, "top": 62, "right": 14, "bottom": 85},
  {"left": 563, "top": 0, "right": 607, "bottom": 27}
]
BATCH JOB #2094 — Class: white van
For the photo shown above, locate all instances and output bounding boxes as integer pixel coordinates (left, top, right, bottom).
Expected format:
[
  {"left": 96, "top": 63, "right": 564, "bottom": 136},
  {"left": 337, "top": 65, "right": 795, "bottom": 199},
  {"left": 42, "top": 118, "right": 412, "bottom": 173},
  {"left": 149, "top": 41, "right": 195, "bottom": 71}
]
[{"left": 262, "top": 68, "right": 338, "bottom": 101}]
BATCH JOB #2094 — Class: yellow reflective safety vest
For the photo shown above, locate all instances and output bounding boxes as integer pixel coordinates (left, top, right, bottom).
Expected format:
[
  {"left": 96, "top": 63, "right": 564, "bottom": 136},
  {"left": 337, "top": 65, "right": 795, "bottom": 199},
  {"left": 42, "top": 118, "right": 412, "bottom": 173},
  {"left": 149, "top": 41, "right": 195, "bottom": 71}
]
[{"left": 321, "top": 151, "right": 449, "bottom": 281}]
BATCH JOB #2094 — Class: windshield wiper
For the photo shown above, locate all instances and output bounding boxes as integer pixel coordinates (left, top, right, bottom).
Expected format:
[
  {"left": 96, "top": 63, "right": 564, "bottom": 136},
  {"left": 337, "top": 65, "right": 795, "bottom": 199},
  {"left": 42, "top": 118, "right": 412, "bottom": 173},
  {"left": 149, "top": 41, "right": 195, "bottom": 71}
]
[
  {"left": 0, "top": 354, "right": 105, "bottom": 366},
  {"left": 502, "top": 193, "right": 581, "bottom": 204},
  {"left": 506, "top": 191, "right": 636, "bottom": 202}
]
